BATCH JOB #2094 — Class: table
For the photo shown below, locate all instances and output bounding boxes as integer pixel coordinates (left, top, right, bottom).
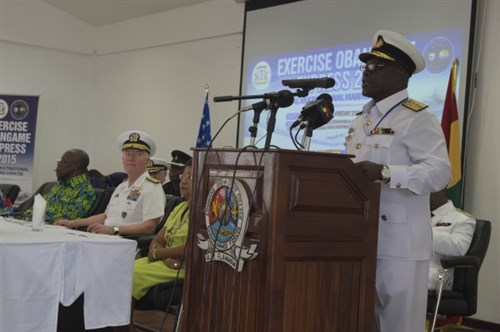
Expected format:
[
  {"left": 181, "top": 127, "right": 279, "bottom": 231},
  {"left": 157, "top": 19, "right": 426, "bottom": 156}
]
[{"left": 0, "top": 218, "right": 137, "bottom": 332}]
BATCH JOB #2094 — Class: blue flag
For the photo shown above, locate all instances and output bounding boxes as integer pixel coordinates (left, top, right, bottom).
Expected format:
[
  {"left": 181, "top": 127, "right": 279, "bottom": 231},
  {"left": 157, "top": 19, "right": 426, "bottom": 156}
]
[{"left": 196, "top": 93, "right": 212, "bottom": 148}]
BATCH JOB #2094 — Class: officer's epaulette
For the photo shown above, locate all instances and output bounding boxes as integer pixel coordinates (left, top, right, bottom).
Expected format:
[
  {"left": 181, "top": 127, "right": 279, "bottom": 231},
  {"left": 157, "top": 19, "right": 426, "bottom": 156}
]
[
  {"left": 146, "top": 176, "right": 160, "bottom": 184},
  {"left": 402, "top": 99, "right": 428, "bottom": 112}
]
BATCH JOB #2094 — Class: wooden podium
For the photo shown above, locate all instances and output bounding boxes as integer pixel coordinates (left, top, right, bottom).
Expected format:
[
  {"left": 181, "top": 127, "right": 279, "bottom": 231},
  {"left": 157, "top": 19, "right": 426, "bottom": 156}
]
[{"left": 179, "top": 149, "right": 380, "bottom": 332}]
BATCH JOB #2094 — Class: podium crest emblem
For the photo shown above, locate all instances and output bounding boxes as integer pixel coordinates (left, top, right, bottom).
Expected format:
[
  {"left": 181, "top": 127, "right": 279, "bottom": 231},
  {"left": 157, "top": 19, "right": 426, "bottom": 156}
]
[{"left": 197, "top": 178, "right": 258, "bottom": 272}]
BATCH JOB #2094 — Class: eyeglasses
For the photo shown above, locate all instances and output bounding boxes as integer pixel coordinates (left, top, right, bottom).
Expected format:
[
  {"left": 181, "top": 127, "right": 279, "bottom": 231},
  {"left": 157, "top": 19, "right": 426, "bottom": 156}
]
[
  {"left": 360, "top": 63, "right": 389, "bottom": 72},
  {"left": 179, "top": 174, "right": 192, "bottom": 181}
]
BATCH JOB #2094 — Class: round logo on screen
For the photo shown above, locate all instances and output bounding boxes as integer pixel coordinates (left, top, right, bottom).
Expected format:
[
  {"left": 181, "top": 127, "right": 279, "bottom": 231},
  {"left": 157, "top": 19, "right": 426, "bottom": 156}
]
[
  {"left": 423, "top": 37, "right": 454, "bottom": 74},
  {"left": 251, "top": 61, "right": 271, "bottom": 91},
  {"left": 10, "top": 99, "right": 30, "bottom": 120},
  {"left": 0, "top": 99, "right": 8, "bottom": 119}
]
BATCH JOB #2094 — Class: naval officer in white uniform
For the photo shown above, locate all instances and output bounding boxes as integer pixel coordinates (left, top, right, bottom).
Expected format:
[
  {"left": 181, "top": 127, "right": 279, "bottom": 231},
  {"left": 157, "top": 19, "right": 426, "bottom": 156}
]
[
  {"left": 344, "top": 30, "right": 451, "bottom": 331},
  {"left": 56, "top": 130, "right": 165, "bottom": 236}
]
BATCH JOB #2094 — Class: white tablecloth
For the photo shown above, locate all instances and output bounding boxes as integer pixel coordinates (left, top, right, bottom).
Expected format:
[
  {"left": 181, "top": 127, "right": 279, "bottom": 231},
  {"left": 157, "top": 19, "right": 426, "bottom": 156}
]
[{"left": 0, "top": 218, "right": 137, "bottom": 332}]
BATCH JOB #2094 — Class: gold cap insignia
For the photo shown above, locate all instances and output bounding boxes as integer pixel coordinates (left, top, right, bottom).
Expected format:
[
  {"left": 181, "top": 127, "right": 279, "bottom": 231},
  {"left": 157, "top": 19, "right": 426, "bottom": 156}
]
[
  {"left": 373, "top": 36, "right": 384, "bottom": 48},
  {"left": 129, "top": 133, "right": 140, "bottom": 142}
]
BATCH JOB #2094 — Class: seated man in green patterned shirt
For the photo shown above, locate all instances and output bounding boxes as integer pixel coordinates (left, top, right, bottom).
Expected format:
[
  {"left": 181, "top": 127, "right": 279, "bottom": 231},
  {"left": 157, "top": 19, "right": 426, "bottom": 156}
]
[{"left": 24, "top": 149, "right": 96, "bottom": 223}]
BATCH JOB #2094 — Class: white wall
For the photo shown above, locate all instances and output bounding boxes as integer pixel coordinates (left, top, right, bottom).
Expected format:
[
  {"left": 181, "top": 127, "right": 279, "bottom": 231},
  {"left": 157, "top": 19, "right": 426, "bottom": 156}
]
[
  {"left": 94, "top": 1, "right": 243, "bottom": 55},
  {"left": 89, "top": 0, "right": 244, "bottom": 172},
  {"left": 1, "top": 0, "right": 499, "bottom": 325},
  {"left": 1, "top": 0, "right": 244, "bottom": 180},
  {"left": 0, "top": 43, "right": 94, "bottom": 186},
  {"left": 0, "top": 0, "right": 94, "bottom": 54},
  {"left": 0, "top": 0, "right": 96, "bottom": 187},
  {"left": 92, "top": 33, "right": 243, "bottom": 173},
  {"left": 463, "top": 0, "right": 500, "bottom": 323}
]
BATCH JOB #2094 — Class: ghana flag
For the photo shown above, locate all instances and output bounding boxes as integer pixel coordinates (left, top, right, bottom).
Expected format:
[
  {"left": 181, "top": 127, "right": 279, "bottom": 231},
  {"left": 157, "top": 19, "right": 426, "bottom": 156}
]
[{"left": 441, "top": 58, "right": 462, "bottom": 208}]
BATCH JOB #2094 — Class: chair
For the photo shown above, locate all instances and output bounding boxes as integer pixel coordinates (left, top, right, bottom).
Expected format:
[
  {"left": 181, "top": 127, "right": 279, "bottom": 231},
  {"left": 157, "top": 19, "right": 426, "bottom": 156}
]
[
  {"left": 133, "top": 195, "right": 186, "bottom": 332},
  {"left": 105, "top": 171, "right": 128, "bottom": 189},
  {"left": 156, "top": 195, "right": 185, "bottom": 233},
  {"left": 134, "top": 279, "right": 184, "bottom": 332},
  {"left": 13, "top": 181, "right": 58, "bottom": 217},
  {"left": 427, "top": 219, "right": 492, "bottom": 331},
  {"left": 0, "top": 183, "right": 21, "bottom": 204},
  {"left": 84, "top": 188, "right": 112, "bottom": 217},
  {"left": 135, "top": 195, "right": 185, "bottom": 257}
]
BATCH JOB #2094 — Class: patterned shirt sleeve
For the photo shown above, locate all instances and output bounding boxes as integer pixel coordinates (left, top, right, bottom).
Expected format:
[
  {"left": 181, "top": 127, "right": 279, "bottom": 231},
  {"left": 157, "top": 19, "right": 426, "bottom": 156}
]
[{"left": 44, "top": 174, "right": 97, "bottom": 223}]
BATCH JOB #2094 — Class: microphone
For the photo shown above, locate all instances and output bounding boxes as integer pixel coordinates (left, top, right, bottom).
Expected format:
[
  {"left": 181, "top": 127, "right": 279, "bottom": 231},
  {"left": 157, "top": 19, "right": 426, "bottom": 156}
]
[
  {"left": 270, "top": 90, "right": 294, "bottom": 108},
  {"left": 213, "top": 95, "right": 236, "bottom": 102},
  {"left": 290, "top": 93, "right": 334, "bottom": 130},
  {"left": 289, "top": 100, "right": 313, "bottom": 129},
  {"left": 282, "top": 77, "right": 335, "bottom": 90},
  {"left": 214, "top": 90, "right": 295, "bottom": 105},
  {"left": 239, "top": 90, "right": 294, "bottom": 111}
]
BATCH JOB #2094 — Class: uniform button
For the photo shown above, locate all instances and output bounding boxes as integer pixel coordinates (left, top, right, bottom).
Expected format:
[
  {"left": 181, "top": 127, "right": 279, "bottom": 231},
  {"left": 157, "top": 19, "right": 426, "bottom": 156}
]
[
  {"left": 365, "top": 120, "right": 372, "bottom": 126},
  {"left": 374, "top": 143, "right": 379, "bottom": 148},
  {"left": 381, "top": 215, "right": 388, "bottom": 221},
  {"left": 355, "top": 143, "right": 362, "bottom": 149},
  {"left": 396, "top": 183, "right": 401, "bottom": 188}
]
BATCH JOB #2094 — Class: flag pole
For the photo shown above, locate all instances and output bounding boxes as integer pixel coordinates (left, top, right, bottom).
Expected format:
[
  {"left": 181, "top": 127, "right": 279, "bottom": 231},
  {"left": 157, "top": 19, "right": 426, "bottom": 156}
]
[{"left": 451, "top": 58, "right": 459, "bottom": 93}]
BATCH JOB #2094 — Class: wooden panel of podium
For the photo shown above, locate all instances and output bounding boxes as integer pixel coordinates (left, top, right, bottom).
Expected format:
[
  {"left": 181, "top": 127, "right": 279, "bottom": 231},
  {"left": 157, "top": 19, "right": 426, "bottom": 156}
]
[{"left": 179, "top": 149, "right": 380, "bottom": 332}]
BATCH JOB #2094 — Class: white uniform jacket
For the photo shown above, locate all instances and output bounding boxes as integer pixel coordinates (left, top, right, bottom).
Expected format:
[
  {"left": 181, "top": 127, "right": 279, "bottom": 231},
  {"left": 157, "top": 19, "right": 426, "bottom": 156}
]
[
  {"left": 104, "top": 171, "right": 165, "bottom": 227},
  {"left": 429, "top": 201, "right": 476, "bottom": 290},
  {"left": 345, "top": 89, "right": 451, "bottom": 261}
]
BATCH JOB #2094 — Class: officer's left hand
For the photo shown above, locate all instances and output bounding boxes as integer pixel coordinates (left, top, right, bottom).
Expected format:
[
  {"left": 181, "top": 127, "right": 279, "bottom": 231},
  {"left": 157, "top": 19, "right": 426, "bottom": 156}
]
[{"left": 355, "top": 161, "right": 383, "bottom": 182}]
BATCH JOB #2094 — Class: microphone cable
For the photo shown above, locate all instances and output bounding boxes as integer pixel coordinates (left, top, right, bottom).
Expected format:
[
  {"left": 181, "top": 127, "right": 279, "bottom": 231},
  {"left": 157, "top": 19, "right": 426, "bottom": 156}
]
[
  {"left": 157, "top": 263, "right": 182, "bottom": 331},
  {"left": 219, "top": 146, "right": 266, "bottom": 330},
  {"left": 185, "top": 107, "right": 243, "bottom": 331},
  {"left": 289, "top": 125, "right": 303, "bottom": 151},
  {"left": 294, "top": 126, "right": 306, "bottom": 150},
  {"left": 187, "top": 107, "right": 259, "bottom": 331},
  {"left": 187, "top": 106, "right": 282, "bottom": 330},
  {"left": 189, "top": 146, "right": 248, "bottom": 332}
]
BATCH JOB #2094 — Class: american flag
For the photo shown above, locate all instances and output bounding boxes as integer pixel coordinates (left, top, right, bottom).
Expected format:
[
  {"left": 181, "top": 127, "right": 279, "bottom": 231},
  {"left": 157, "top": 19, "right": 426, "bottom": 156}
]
[{"left": 196, "top": 92, "right": 212, "bottom": 148}]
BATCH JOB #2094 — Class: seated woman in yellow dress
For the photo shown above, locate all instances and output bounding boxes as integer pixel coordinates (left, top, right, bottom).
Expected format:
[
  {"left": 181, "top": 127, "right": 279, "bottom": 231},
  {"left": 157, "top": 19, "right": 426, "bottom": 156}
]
[{"left": 132, "top": 159, "right": 192, "bottom": 302}]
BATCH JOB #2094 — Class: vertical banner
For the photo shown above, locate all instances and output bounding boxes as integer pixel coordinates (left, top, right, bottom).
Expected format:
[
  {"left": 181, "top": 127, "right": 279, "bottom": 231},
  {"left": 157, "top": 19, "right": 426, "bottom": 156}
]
[{"left": 0, "top": 94, "right": 39, "bottom": 204}]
